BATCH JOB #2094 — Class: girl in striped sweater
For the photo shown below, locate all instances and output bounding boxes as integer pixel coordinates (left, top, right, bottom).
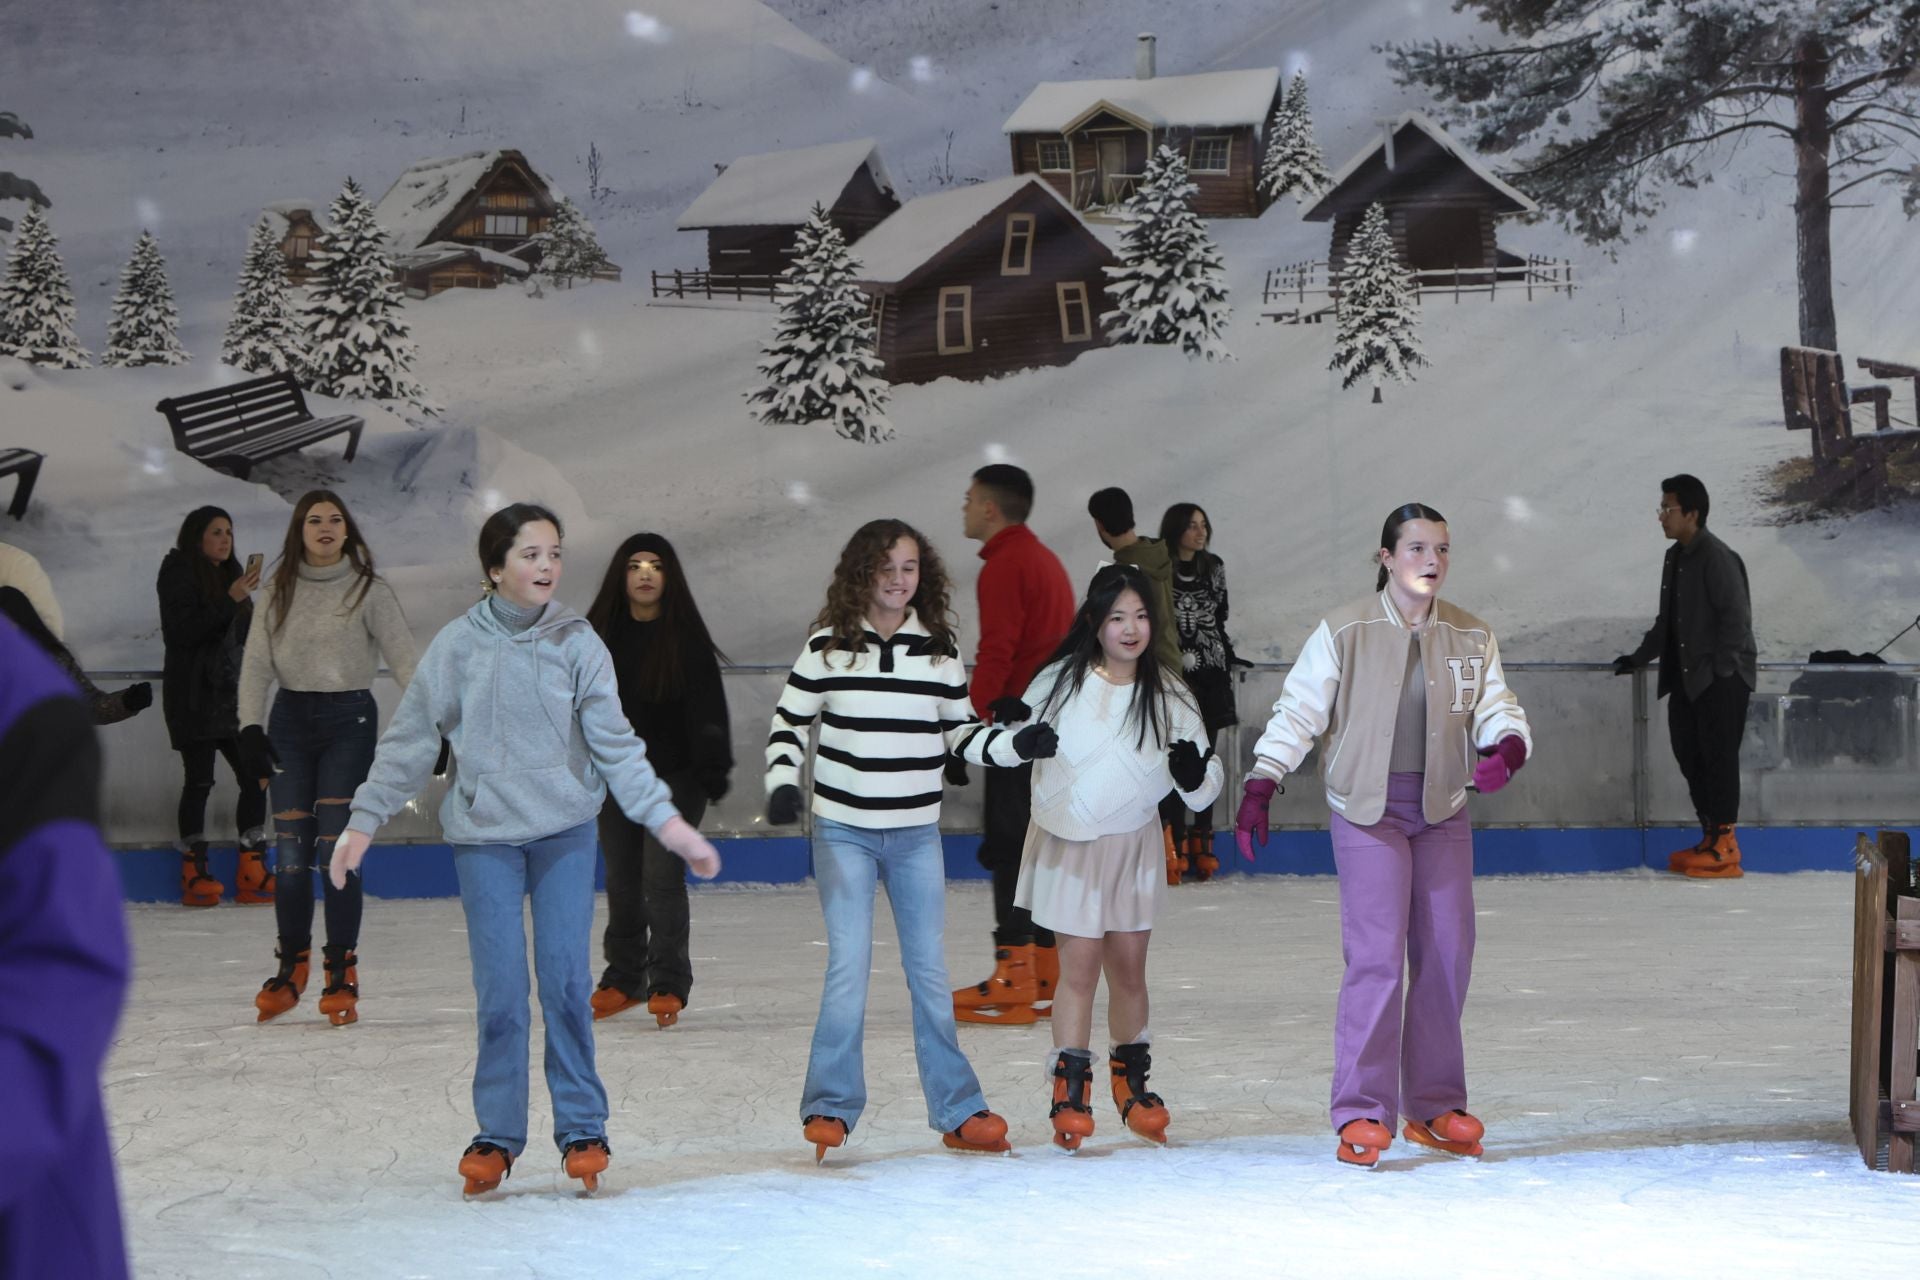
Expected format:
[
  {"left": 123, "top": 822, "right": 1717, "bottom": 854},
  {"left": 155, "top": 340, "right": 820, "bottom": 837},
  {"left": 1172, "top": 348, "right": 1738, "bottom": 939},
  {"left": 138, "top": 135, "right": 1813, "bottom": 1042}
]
[{"left": 765, "top": 518, "right": 1056, "bottom": 1162}]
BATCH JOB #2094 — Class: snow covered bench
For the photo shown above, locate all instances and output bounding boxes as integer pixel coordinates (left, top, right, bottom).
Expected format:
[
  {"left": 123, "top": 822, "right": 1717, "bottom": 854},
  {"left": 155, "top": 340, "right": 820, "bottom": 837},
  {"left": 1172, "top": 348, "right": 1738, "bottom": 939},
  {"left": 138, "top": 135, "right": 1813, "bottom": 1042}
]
[
  {"left": 0, "top": 447, "right": 42, "bottom": 519},
  {"left": 1779, "top": 346, "right": 1901, "bottom": 464},
  {"left": 156, "top": 373, "right": 363, "bottom": 481}
]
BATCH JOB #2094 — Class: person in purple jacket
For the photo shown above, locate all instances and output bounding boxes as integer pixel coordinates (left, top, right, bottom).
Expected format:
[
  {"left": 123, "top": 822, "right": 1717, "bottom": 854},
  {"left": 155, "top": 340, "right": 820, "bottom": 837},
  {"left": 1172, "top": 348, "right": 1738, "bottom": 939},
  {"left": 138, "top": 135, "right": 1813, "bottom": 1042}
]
[{"left": 0, "top": 619, "right": 133, "bottom": 1280}]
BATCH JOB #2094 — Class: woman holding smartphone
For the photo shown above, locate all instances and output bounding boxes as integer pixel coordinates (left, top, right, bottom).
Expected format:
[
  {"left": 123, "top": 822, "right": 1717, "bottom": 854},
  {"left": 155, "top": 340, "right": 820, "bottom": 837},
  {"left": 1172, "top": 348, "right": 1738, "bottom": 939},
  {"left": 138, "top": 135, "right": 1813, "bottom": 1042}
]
[
  {"left": 238, "top": 489, "right": 416, "bottom": 1028},
  {"left": 156, "top": 505, "right": 266, "bottom": 907}
]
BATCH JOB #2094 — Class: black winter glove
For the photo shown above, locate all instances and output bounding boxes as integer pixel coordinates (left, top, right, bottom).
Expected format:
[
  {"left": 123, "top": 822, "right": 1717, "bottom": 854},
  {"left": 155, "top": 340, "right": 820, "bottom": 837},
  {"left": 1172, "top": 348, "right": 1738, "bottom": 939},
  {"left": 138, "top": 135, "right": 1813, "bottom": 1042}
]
[
  {"left": 433, "top": 738, "right": 453, "bottom": 777},
  {"left": 237, "top": 724, "right": 279, "bottom": 787},
  {"left": 700, "top": 770, "right": 732, "bottom": 803},
  {"left": 767, "top": 784, "right": 804, "bottom": 826},
  {"left": 1611, "top": 655, "right": 1636, "bottom": 676},
  {"left": 987, "top": 696, "right": 1031, "bottom": 725},
  {"left": 1012, "top": 723, "right": 1058, "bottom": 760},
  {"left": 122, "top": 681, "right": 153, "bottom": 713},
  {"left": 1168, "top": 740, "right": 1210, "bottom": 791},
  {"left": 944, "top": 756, "right": 970, "bottom": 787}
]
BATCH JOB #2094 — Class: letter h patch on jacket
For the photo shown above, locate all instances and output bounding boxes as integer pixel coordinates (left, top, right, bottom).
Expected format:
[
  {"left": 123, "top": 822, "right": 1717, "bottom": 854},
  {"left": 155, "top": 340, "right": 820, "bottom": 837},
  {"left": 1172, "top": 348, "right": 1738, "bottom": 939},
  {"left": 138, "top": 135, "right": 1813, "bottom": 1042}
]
[{"left": 1446, "top": 656, "right": 1485, "bottom": 713}]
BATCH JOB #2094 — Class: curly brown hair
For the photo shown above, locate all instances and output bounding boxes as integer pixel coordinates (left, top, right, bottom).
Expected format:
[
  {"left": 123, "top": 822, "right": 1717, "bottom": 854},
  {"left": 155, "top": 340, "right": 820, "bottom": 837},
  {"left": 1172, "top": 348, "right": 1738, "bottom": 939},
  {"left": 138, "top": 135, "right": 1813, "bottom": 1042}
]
[{"left": 813, "top": 518, "right": 958, "bottom": 664}]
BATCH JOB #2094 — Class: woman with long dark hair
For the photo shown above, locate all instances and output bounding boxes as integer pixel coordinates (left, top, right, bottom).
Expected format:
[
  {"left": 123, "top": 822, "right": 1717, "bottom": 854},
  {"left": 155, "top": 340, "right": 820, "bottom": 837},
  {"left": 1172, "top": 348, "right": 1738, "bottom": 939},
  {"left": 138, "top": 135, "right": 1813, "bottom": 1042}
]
[
  {"left": 156, "top": 505, "right": 265, "bottom": 907},
  {"left": 1155, "top": 502, "right": 1243, "bottom": 882},
  {"left": 764, "top": 518, "right": 1054, "bottom": 1163},
  {"left": 333, "top": 503, "right": 720, "bottom": 1196},
  {"left": 583, "top": 532, "right": 733, "bottom": 1028},
  {"left": 1236, "top": 503, "right": 1533, "bottom": 1169},
  {"left": 1007, "top": 563, "right": 1221, "bottom": 1152},
  {"left": 237, "top": 489, "right": 416, "bottom": 1028}
]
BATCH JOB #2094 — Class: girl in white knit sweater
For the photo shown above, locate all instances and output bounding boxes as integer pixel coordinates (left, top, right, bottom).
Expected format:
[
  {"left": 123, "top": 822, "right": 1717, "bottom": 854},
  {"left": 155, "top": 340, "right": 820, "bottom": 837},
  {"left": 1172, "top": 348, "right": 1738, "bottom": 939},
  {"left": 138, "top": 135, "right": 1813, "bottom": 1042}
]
[{"left": 1012, "top": 563, "right": 1222, "bottom": 1151}]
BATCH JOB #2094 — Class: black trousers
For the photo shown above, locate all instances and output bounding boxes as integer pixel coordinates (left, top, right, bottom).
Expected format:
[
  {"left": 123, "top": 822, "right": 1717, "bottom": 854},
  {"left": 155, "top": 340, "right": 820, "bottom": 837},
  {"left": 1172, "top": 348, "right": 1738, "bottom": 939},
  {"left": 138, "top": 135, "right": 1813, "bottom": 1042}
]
[
  {"left": 979, "top": 763, "right": 1053, "bottom": 948},
  {"left": 175, "top": 738, "right": 268, "bottom": 849},
  {"left": 1667, "top": 676, "right": 1751, "bottom": 827},
  {"left": 598, "top": 790, "right": 706, "bottom": 1001}
]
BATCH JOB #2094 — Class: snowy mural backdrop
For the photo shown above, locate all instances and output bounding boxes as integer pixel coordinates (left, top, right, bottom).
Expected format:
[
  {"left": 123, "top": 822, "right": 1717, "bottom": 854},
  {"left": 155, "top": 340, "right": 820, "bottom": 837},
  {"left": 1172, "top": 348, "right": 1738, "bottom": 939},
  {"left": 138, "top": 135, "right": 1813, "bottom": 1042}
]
[{"left": 2, "top": 0, "right": 1918, "bottom": 671}]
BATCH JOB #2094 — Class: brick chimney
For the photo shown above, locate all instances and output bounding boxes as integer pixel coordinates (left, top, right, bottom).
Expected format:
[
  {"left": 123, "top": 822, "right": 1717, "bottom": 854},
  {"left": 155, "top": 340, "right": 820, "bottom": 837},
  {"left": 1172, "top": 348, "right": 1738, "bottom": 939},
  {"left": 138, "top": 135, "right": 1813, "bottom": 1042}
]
[{"left": 1136, "top": 33, "right": 1156, "bottom": 80}]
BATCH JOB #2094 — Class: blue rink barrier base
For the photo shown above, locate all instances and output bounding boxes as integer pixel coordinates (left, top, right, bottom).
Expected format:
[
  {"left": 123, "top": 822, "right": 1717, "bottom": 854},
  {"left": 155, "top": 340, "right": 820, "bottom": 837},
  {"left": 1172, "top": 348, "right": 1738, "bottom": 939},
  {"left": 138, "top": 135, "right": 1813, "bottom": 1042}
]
[{"left": 111, "top": 826, "right": 1913, "bottom": 903}]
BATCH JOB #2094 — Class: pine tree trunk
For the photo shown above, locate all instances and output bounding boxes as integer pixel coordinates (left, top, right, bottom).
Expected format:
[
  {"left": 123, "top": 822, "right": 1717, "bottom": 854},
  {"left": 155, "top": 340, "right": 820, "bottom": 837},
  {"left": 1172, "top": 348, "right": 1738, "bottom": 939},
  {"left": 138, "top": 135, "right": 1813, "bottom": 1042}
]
[{"left": 1791, "top": 37, "right": 1838, "bottom": 352}]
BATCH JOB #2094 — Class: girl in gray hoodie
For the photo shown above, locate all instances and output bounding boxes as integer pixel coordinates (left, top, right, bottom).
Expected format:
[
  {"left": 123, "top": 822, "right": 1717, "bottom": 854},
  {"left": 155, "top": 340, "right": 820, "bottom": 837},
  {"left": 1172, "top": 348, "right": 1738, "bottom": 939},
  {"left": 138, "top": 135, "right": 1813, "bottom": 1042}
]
[{"left": 335, "top": 503, "right": 720, "bottom": 1196}]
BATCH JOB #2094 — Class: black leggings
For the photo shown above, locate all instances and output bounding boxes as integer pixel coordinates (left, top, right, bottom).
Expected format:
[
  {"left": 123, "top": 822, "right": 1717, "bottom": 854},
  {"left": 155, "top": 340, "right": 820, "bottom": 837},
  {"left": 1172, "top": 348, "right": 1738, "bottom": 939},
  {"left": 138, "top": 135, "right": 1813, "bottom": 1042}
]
[{"left": 176, "top": 739, "right": 268, "bottom": 850}]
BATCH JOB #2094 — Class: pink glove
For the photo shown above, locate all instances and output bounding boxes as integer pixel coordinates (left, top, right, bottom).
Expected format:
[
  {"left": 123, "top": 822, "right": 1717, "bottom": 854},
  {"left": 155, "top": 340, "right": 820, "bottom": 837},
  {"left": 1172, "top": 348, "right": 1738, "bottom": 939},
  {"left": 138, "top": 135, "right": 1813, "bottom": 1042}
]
[
  {"left": 1472, "top": 735, "right": 1528, "bottom": 795},
  {"left": 1235, "top": 776, "right": 1279, "bottom": 863},
  {"left": 657, "top": 814, "right": 722, "bottom": 880}
]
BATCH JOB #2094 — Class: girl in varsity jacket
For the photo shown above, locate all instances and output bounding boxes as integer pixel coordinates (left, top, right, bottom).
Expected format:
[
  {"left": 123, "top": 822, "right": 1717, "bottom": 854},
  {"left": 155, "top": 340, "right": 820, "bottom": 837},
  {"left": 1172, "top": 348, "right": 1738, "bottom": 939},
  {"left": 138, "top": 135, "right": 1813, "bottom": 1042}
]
[
  {"left": 1014, "top": 563, "right": 1223, "bottom": 1152},
  {"left": 1236, "top": 503, "right": 1532, "bottom": 1170},
  {"left": 764, "top": 518, "right": 1055, "bottom": 1163}
]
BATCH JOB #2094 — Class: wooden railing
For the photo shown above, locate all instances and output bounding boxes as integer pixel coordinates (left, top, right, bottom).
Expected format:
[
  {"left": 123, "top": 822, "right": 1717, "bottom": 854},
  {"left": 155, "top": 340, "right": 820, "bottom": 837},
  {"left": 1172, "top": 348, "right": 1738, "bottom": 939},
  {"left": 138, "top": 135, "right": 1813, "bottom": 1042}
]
[
  {"left": 1261, "top": 255, "right": 1577, "bottom": 320},
  {"left": 1852, "top": 829, "right": 1919, "bottom": 1174},
  {"left": 650, "top": 269, "right": 780, "bottom": 300}
]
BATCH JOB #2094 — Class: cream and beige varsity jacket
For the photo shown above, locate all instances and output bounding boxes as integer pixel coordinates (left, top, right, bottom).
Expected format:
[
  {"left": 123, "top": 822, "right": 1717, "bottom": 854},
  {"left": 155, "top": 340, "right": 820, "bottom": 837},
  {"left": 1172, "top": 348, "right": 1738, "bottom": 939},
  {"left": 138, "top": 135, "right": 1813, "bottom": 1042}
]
[{"left": 1249, "top": 591, "right": 1532, "bottom": 826}]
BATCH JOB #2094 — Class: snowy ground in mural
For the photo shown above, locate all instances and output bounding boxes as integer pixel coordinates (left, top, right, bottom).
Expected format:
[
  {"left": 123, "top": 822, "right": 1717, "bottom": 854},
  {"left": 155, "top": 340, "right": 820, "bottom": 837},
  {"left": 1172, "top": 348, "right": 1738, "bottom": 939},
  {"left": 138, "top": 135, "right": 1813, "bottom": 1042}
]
[
  {"left": 4, "top": 0, "right": 1919, "bottom": 671},
  {"left": 112, "top": 871, "right": 1920, "bottom": 1278}
]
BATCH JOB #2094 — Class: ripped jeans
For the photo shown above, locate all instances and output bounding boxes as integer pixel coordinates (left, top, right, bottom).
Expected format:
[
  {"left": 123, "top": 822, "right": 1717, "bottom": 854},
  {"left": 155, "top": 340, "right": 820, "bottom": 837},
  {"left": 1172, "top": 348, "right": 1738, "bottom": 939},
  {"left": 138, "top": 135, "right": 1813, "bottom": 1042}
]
[{"left": 267, "top": 689, "right": 378, "bottom": 953}]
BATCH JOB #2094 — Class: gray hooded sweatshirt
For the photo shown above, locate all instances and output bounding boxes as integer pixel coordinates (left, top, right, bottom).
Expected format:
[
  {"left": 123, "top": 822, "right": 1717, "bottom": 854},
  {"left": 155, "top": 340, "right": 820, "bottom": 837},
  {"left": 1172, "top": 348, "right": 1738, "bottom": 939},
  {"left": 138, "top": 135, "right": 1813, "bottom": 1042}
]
[{"left": 347, "top": 596, "right": 680, "bottom": 846}]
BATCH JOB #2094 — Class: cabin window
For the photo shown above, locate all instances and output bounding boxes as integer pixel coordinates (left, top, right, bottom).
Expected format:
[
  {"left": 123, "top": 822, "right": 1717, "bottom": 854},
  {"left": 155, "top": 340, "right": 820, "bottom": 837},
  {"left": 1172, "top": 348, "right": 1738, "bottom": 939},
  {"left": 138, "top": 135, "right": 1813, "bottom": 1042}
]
[
  {"left": 484, "top": 214, "right": 529, "bottom": 237},
  {"left": 867, "top": 293, "right": 885, "bottom": 332},
  {"left": 1037, "top": 139, "right": 1071, "bottom": 172},
  {"left": 1190, "top": 135, "right": 1232, "bottom": 173},
  {"left": 937, "top": 286, "right": 973, "bottom": 355},
  {"left": 288, "top": 236, "right": 310, "bottom": 259},
  {"left": 1001, "top": 214, "right": 1035, "bottom": 276},
  {"left": 1056, "top": 282, "right": 1092, "bottom": 343}
]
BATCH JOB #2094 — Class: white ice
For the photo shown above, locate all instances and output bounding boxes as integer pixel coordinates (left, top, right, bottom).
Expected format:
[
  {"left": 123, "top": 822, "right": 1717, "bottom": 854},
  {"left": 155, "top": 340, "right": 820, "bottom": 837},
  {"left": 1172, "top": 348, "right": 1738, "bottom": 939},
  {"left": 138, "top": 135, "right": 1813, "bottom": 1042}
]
[{"left": 111, "top": 871, "right": 1920, "bottom": 1279}]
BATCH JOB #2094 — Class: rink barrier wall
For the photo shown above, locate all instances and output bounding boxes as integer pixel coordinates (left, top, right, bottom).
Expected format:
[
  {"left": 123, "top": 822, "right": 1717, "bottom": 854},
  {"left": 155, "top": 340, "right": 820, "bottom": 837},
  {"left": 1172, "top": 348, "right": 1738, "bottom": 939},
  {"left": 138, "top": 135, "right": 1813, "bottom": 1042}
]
[{"left": 108, "top": 825, "right": 1920, "bottom": 902}]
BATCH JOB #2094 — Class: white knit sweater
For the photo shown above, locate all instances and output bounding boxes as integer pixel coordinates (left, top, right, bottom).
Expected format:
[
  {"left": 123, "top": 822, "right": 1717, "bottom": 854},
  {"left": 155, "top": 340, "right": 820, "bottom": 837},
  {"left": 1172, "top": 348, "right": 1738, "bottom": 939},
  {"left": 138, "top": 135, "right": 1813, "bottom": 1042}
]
[{"left": 1021, "top": 660, "right": 1223, "bottom": 840}]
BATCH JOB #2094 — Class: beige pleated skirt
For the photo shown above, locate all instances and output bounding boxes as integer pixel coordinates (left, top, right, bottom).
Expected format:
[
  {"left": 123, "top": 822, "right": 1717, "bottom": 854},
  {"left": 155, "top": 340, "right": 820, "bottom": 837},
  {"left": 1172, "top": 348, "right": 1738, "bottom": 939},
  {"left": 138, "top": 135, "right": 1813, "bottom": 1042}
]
[{"left": 1013, "top": 816, "right": 1166, "bottom": 938}]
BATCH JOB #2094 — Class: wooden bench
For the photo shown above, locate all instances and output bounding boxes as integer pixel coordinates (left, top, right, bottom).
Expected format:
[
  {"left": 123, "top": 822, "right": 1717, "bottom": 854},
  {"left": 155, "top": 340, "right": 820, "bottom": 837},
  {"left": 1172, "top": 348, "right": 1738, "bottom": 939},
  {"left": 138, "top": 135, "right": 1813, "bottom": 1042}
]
[
  {"left": 155, "top": 372, "right": 364, "bottom": 481},
  {"left": 1851, "top": 830, "right": 1919, "bottom": 1174},
  {"left": 1780, "top": 345, "right": 1895, "bottom": 465},
  {"left": 0, "top": 447, "right": 42, "bottom": 519}
]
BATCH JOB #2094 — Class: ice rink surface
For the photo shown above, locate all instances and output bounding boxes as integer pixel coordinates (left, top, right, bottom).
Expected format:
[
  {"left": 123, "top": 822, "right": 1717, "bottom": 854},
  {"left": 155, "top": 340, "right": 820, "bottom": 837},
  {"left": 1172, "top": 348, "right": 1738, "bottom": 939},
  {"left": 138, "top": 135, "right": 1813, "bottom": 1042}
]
[{"left": 111, "top": 871, "right": 1920, "bottom": 1278}]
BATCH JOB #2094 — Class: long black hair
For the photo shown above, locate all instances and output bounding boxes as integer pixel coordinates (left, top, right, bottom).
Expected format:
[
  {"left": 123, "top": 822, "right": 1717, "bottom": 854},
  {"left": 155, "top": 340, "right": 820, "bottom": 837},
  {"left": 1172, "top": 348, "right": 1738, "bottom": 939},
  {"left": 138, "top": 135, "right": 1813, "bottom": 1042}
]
[
  {"left": 173, "top": 505, "right": 240, "bottom": 604},
  {"left": 1159, "top": 501, "right": 1219, "bottom": 576},
  {"left": 586, "top": 532, "right": 730, "bottom": 698},
  {"left": 1034, "top": 563, "right": 1195, "bottom": 750},
  {"left": 1376, "top": 502, "right": 1447, "bottom": 590}
]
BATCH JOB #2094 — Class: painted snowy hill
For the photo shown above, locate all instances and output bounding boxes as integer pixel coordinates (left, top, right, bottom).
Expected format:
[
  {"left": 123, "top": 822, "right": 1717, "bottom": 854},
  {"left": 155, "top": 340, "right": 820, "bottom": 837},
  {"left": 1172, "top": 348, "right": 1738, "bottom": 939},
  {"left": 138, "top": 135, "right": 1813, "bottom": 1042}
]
[{"left": 2, "top": 0, "right": 1917, "bottom": 670}]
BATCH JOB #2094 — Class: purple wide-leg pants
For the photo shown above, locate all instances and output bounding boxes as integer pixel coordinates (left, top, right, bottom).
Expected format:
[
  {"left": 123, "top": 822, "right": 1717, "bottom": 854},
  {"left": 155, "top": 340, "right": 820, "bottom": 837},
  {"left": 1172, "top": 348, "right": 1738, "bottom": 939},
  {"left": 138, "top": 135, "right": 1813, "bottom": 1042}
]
[{"left": 1328, "top": 771, "right": 1475, "bottom": 1133}]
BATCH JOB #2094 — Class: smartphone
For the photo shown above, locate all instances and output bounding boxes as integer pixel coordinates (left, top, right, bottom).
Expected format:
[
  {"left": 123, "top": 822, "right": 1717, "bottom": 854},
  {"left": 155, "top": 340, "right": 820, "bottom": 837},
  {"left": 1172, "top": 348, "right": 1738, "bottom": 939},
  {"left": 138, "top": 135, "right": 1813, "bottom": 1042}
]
[{"left": 246, "top": 552, "right": 263, "bottom": 577}]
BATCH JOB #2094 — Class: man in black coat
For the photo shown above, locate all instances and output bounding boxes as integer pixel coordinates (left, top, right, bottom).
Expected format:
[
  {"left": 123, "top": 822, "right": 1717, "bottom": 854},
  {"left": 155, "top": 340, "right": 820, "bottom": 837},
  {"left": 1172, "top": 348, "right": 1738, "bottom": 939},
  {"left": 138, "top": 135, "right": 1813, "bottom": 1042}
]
[{"left": 1614, "top": 474, "right": 1757, "bottom": 878}]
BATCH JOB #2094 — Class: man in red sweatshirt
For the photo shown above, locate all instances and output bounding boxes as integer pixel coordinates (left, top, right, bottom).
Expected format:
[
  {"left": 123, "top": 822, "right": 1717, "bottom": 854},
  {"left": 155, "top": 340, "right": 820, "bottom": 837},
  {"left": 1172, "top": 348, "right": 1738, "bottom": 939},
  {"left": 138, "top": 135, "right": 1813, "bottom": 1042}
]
[{"left": 952, "top": 464, "right": 1075, "bottom": 1024}]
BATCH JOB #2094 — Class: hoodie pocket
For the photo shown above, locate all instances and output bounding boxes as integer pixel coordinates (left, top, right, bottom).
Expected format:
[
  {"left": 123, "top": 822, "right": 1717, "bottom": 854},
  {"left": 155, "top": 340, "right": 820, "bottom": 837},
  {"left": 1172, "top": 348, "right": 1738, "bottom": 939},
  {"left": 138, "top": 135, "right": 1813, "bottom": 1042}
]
[{"left": 465, "top": 765, "right": 593, "bottom": 832}]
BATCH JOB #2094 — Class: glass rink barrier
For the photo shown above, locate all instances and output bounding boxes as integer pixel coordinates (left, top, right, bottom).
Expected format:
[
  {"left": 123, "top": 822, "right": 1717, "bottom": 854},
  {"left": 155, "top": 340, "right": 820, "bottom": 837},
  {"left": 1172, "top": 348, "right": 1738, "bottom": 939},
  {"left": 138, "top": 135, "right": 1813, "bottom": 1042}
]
[{"left": 82, "top": 660, "right": 1920, "bottom": 848}]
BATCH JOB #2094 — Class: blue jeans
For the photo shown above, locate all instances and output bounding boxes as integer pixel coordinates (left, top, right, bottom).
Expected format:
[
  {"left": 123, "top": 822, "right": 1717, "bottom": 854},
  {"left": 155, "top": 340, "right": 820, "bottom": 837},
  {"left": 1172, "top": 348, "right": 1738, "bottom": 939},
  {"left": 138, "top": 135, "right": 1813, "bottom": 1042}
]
[
  {"left": 267, "top": 689, "right": 377, "bottom": 951},
  {"left": 452, "top": 820, "right": 606, "bottom": 1157},
  {"left": 802, "top": 817, "right": 987, "bottom": 1135}
]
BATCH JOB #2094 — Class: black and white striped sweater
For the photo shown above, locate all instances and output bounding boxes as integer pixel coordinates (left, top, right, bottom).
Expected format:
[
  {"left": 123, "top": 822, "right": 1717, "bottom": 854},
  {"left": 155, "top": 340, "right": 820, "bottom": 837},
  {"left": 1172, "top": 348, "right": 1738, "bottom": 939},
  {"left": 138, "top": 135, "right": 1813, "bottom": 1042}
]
[{"left": 765, "top": 611, "right": 1027, "bottom": 829}]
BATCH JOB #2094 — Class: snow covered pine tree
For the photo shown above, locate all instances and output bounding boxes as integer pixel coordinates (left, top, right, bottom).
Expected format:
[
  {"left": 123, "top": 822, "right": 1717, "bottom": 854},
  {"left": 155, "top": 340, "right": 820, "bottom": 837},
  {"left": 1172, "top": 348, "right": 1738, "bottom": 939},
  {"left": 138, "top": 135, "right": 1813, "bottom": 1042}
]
[
  {"left": 0, "top": 205, "right": 89, "bottom": 368},
  {"left": 746, "top": 203, "right": 891, "bottom": 443},
  {"left": 0, "top": 109, "right": 50, "bottom": 235},
  {"left": 1101, "top": 146, "right": 1231, "bottom": 361},
  {"left": 1258, "top": 71, "right": 1332, "bottom": 205},
  {"left": 221, "top": 216, "right": 300, "bottom": 374},
  {"left": 540, "top": 196, "right": 611, "bottom": 287},
  {"left": 299, "top": 177, "right": 427, "bottom": 406},
  {"left": 103, "top": 230, "right": 190, "bottom": 367},
  {"left": 1331, "top": 202, "right": 1426, "bottom": 403}
]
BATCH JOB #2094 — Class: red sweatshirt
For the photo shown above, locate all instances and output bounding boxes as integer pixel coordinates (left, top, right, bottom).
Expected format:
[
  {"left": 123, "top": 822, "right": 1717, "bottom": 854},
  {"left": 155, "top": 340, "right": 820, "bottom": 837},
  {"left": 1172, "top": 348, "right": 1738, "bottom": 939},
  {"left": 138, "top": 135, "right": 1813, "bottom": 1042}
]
[{"left": 971, "top": 523, "right": 1075, "bottom": 719}]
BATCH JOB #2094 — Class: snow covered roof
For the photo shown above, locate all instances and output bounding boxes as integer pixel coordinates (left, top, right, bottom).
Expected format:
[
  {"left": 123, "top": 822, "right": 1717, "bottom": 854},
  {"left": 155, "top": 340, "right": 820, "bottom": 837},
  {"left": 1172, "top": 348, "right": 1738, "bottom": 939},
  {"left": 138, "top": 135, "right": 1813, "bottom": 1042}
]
[
  {"left": 675, "top": 139, "right": 894, "bottom": 230},
  {"left": 259, "top": 201, "right": 324, "bottom": 234},
  {"left": 393, "top": 241, "right": 532, "bottom": 275},
  {"left": 1003, "top": 68, "right": 1282, "bottom": 137},
  {"left": 372, "top": 150, "right": 555, "bottom": 250},
  {"left": 851, "top": 175, "right": 1093, "bottom": 287},
  {"left": 1305, "top": 112, "right": 1539, "bottom": 220}
]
